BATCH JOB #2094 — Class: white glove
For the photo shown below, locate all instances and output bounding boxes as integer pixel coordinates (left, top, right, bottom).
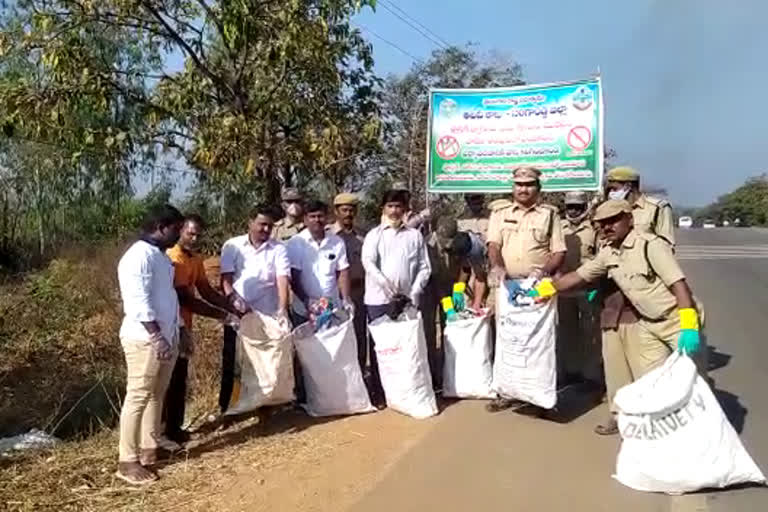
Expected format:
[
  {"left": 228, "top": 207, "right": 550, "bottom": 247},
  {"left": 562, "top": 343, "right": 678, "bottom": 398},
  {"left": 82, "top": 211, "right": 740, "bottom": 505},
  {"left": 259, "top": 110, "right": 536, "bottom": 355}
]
[
  {"left": 488, "top": 266, "right": 506, "bottom": 288},
  {"left": 527, "top": 268, "right": 544, "bottom": 281},
  {"left": 276, "top": 309, "right": 292, "bottom": 333},
  {"left": 150, "top": 331, "right": 173, "bottom": 361}
]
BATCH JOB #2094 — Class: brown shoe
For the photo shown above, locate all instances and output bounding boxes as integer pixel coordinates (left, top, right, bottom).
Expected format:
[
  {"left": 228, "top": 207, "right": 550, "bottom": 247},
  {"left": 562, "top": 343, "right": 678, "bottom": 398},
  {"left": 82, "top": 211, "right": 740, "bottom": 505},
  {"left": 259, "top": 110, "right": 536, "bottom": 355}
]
[{"left": 594, "top": 418, "right": 619, "bottom": 436}]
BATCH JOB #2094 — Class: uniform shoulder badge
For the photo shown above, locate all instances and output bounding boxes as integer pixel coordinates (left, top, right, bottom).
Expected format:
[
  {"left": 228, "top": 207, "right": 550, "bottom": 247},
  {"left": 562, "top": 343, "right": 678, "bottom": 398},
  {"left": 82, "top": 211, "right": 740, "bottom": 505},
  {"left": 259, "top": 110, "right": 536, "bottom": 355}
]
[{"left": 489, "top": 199, "right": 513, "bottom": 211}]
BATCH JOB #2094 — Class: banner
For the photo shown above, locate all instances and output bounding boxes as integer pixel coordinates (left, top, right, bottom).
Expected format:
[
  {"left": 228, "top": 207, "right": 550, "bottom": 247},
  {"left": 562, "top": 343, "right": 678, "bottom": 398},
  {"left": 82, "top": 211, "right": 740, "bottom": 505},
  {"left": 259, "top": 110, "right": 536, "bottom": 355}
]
[{"left": 426, "top": 78, "right": 603, "bottom": 193}]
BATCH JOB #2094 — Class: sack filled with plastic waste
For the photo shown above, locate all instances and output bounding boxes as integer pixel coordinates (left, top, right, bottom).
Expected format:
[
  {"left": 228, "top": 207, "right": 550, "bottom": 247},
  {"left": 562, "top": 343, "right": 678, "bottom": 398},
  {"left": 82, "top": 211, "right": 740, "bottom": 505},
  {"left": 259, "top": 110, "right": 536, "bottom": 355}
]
[
  {"left": 293, "top": 307, "right": 375, "bottom": 417},
  {"left": 491, "top": 281, "right": 557, "bottom": 409},
  {"left": 369, "top": 307, "right": 438, "bottom": 419},
  {"left": 443, "top": 309, "right": 495, "bottom": 399},
  {"left": 614, "top": 352, "right": 765, "bottom": 494}
]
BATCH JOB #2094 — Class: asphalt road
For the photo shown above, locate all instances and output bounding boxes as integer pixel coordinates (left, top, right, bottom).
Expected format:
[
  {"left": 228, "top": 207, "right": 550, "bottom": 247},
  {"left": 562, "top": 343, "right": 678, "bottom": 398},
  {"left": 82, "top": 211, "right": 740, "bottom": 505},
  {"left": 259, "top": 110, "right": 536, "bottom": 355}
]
[{"left": 351, "top": 227, "right": 768, "bottom": 512}]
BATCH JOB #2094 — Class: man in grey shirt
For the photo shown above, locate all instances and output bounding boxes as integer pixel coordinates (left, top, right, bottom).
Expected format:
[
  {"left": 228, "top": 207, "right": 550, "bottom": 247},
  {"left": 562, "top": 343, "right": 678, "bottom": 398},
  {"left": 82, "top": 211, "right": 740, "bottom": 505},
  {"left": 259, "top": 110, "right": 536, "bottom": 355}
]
[{"left": 362, "top": 188, "right": 432, "bottom": 406}]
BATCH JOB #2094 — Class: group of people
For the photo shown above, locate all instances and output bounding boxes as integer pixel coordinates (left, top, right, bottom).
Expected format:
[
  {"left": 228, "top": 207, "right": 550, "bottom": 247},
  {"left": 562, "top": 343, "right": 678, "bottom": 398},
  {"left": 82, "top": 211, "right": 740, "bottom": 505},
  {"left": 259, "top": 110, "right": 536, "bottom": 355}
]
[{"left": 114, "top": 165, "right": 704, "bottom": 485}]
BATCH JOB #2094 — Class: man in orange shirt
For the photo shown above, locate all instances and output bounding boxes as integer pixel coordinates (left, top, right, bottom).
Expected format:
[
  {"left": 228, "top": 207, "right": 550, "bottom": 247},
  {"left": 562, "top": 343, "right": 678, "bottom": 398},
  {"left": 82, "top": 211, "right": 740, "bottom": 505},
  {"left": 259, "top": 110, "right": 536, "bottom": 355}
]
[{"left": 165, "top": 214, "right": 233, "bottom": 444}]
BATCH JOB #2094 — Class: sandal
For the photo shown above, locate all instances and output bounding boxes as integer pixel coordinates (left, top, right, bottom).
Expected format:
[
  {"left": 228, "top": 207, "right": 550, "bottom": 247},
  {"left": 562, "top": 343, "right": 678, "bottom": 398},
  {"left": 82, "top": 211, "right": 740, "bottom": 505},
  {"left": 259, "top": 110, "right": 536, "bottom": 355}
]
[{"left": 115, "top": 463, "right": 158, "bottom": 486}]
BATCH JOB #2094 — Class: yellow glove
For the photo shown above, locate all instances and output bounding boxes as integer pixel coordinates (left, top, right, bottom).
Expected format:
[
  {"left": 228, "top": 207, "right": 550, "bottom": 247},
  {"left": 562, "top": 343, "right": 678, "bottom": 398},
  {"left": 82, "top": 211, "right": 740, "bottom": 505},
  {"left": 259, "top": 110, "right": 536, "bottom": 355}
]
[{"left": 527, "top": 278, "right": 557, "bottom": 299}]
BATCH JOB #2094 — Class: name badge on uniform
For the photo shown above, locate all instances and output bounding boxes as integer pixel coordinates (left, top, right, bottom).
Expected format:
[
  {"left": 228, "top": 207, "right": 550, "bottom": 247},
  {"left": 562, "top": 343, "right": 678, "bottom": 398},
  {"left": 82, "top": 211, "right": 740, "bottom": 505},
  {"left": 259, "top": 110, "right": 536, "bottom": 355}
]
[{"left": 328, "top": 253, "right": 336, "bottom": 260}]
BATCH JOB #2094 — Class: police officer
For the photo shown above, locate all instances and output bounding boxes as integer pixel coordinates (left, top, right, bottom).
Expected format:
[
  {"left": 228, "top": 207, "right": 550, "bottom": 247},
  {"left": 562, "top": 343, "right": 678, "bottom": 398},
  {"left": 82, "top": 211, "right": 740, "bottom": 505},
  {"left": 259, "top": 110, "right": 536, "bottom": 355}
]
[
  {"left": 532, "top": 200, "right": 705, "bottom": 434},
  {"left": 596, "top": 166, "right": 676, "bottom": 434},
  {"left": 605, "top": 166, "right": 674, "bottom": 245},
  {"left": 558, "top": 191, "right": 601, "bottom": 388},
  {"left": 486, "top": 166, "right": 566, "bottom": 412},
  {"left": 273, "top": 188, "right": 305, "bottom": 242},
  {"left": 329, "top": 193, "right": 367, "bottom": 372}
]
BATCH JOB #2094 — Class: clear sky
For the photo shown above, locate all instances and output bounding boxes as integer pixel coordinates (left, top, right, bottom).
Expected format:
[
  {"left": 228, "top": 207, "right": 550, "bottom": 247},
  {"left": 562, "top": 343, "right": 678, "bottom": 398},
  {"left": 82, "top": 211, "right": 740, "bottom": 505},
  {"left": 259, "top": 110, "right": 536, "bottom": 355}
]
[{"left": 356, "top": 0, "right": 768, "bottom": 206}]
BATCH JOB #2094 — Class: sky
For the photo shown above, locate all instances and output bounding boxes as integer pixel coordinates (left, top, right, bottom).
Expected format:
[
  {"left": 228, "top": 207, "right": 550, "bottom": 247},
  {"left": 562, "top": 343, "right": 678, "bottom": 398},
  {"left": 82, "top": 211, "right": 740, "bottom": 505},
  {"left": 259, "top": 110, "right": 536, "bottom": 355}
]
[{"left": 356, "top": 0, "right": 768, "bottom": 206}]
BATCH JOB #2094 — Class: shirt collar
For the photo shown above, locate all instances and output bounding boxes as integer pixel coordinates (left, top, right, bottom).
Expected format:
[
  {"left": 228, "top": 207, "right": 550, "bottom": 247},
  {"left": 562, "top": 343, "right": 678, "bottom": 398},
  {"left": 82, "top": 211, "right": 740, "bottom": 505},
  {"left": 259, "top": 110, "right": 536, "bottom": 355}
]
[
  {"left": 301, "top": 228, "right": 328, "bottom": 247},
  {"left": 244, "top": 235, "right": 274, "bottom": 252},
  {"left": 332, "top": 221, "right": 356, "bottom": 235},
  {"left": 140, "top": 234, "right": 163, "bottom": 249},
  {"left": 621, "top": 230, "right": 639, "bottom": 249},
  {"left": 512, "top": 201, "right": 540, "bottom": 213}
]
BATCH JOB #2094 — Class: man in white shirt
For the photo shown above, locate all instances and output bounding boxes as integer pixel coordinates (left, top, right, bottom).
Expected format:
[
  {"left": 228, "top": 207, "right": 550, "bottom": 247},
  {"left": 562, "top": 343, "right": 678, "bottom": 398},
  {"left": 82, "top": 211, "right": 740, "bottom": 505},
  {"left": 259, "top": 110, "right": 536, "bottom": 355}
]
[
  {"left": 218, "top": 205, "right": 291, "bottom": 413},
  {"left": 116, "top": 204, "right": 185, "bottom": 485},
  {"left": 287, "top": 199, "right": 351, "bottom": 321},
  {"left": 362, "top": 189, "right": 432, "bottom": 405}
]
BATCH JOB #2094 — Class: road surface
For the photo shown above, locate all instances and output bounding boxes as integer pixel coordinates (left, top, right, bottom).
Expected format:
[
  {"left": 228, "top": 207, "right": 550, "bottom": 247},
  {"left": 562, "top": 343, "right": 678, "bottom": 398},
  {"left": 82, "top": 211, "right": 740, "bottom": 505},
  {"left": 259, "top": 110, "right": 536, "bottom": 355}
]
[{"left": 350, "top": 227, "right": 768, "bottom": 512}]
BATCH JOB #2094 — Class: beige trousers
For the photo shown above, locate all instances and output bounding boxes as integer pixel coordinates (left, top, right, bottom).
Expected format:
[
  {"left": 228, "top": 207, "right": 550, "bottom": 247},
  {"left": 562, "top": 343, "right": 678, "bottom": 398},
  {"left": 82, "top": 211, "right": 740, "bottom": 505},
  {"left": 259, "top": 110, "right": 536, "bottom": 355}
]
[
  {"left": 603, "top": 312, "right": 708, "bottom": 412},
  {"left": 118, "top": 339, "right": 178, "bottom": 463}
]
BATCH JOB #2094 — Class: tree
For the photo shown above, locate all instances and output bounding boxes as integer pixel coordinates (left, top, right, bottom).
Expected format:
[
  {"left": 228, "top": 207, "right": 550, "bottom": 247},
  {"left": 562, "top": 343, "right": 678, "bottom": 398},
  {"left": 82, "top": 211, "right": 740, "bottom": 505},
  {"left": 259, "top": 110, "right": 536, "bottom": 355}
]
[
  {"left": 1, "top": 0, "right": 382, "bottom": 203},
  {"left": 376, "top": 46, "right": 524, "bottom": 216}
]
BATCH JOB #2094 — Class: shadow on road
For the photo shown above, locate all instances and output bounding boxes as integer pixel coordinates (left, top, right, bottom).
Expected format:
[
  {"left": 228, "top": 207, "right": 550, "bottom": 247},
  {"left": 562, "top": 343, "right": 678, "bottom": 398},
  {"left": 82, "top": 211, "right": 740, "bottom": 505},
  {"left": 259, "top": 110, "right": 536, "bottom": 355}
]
[
  {"left": 714, "top": 388, "right": 748, "bottom": 434},
  {"left": 707, "top": 345, "right": 732, "bottom": 373}
]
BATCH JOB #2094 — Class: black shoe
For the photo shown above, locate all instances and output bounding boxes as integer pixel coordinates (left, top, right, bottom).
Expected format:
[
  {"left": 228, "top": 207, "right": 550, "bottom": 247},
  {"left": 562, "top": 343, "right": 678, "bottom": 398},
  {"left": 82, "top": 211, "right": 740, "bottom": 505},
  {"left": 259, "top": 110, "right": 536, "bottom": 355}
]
[{"left": 485, "top": 397, "right": 525, "bottom": 413}]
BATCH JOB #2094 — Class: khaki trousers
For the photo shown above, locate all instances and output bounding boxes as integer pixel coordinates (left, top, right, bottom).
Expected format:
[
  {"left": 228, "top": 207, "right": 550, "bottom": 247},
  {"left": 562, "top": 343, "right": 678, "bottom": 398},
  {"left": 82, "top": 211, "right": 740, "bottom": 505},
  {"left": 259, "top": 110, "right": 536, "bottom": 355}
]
[
  {"left": 119, "top": 339, "right": 178, "bottom": 463},
  {"left": 603, "top": 312, "right": 708, "bottom": 412}
]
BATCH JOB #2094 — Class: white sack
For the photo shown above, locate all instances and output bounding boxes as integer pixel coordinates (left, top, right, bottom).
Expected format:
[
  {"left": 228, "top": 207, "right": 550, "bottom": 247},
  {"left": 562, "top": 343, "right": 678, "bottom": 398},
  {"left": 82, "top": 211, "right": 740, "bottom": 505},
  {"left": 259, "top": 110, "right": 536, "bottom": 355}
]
[
  {"left": 492, "top": 286, "right": 557, "bottom": 409},
  {"left": 614, "top": 352, "right": 765, "bottom": 494},
  {"left": 369, "top": 310, "right": 438, "bottom": 419},
  {"left": 225, "top": 312, "right": 295, "bottom": 415},
  {"left": 293, "top": 311, "right": 375, "bottom": 417},
  {"left": 443, "top": 312, "right": 495, "bottom": 399}
]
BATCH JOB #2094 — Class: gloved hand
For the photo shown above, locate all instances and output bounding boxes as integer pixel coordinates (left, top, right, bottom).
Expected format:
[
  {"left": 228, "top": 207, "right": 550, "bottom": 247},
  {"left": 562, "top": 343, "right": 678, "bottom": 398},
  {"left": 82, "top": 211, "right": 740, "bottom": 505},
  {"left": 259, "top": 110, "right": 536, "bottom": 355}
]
[
  {"left": 527, "top": 268, "right": 544, "bottom": 281},
  {"left": 342, "top": 298, "right": 355, "bottom": 315},
  {"left": 488, "top": 266, "right": 506, "bottom": 288},
  {"left": 527, "top": 278, "right": 557, "bottom": 300},
  {"left": 441, "top": 296, "right": 457, "bottom": 322},
  {"left": 150, "top": 331, "right": 174, "bottom": 361},
  {"left": 504, "top": 279, "right": 523, "bottom": 300},
  {"left": 276, "top": 309, "right": 292, "bottom": 333},
  {"left": 677, "top": 308, "right": 701, "bottom": 355},
  {"left": 452, "top": 283, "right": 466, "bottom": 312},
  {"left": 586, "top": 289, "right": 598, "bottom": 303}
]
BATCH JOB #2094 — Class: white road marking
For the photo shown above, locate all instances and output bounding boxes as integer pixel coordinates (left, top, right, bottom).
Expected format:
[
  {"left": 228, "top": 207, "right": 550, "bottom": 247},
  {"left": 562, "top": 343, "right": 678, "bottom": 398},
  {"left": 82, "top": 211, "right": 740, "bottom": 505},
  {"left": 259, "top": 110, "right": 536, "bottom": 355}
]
[{"left": 676, "top": 245, "right": 768, "bottom": 260}]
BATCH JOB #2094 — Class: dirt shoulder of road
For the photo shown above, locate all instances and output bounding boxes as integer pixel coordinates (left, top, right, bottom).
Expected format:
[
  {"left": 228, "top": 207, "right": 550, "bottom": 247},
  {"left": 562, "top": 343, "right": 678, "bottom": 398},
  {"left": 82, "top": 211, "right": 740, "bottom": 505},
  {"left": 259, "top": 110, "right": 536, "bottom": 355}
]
[{"left": 1, "top": 407, "right": 439, "bottom": 512}]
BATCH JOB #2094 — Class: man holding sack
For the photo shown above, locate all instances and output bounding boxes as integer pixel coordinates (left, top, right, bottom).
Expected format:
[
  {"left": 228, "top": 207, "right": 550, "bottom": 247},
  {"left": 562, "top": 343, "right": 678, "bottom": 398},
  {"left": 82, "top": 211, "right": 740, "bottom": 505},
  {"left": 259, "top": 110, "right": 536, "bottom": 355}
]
[
  {"left": 485, "top": 166, "right": 566, "bottom": 413},
  {"left": 530, "top": 200, "right": 705, "bottom": 424}
]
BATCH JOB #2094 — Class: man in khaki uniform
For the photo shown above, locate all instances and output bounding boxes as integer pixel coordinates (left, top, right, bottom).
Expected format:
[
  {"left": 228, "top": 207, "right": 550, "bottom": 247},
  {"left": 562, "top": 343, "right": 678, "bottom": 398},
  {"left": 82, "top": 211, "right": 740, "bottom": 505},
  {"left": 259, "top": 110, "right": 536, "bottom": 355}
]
[
  {"left": 486, "top": 166, "right": 566, "bottom": 412},
  {"left": 457, "top": 194, "right": 491, "bottom": 308},
  {"left": 273, "top": 188, "right": 305, "bottom": 242},
  {"left": 596, "top": 166, "right": 676, "bottom": 434},
  {"left": 531, "top": 200, "right": 705, "bottom": 434},
  {"left": 329, "top": 193, "right": 367, "bottom": 371},
  {"left": 558, "top": 191, "right": 601, "bottom": 387}
]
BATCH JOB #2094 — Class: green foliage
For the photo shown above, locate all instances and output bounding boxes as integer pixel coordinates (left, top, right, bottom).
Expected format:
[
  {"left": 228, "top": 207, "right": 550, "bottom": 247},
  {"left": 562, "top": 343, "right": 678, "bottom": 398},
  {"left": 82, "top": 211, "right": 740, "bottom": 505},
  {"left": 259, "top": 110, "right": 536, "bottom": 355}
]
[{"left": 694, "top": 175, "right": 768, "bottom": 226}]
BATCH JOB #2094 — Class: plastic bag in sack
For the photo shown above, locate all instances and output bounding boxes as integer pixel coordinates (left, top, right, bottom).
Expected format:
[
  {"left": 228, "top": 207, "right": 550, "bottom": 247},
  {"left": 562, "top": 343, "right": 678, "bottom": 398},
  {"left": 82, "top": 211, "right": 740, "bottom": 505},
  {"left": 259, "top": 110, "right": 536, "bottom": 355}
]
[
  {"left": 225, "top": 311, "right": 295, "bottom": 416},
  {"left": 369, "top": 309, "right": 438, "bottom": 419},
  {"left": 614, "top": 352, "right": 765, "bottom": 494},
  {"left": 443, "top": 311, "right": 496, "bottom": 399},
  {"left": 491, "top": 285, "right": 557, "bottom": 409},
  {"left": 293, "top": 309, "right": 375, "bottom": 417}
]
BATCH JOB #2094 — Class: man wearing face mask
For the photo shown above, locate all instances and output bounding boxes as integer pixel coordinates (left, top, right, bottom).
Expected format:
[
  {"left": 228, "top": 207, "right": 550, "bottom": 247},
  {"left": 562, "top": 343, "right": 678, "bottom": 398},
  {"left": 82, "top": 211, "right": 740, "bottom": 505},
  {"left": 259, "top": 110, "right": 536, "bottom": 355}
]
[
  {"left": 362, "top": 189, "right": 432, "bottom": 406},
  {"left": 486, "top": 166, "right": 566, "bottom": 413},
  {"left": 273, "top": 188, "right": 305, "bottom": 242},
  {"left": 558, "top": 192, "right": 601, "bottom": 388},
  {"left": 595, "top": 166, "right": 676, "bottom": 435}
]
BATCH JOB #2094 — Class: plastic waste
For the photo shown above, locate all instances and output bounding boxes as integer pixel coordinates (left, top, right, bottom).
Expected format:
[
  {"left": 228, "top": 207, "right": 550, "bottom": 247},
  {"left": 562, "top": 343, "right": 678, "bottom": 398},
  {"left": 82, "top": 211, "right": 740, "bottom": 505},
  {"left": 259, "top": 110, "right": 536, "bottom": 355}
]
[{"left": 0, "top": 429, "right": 59, "bottom": 456}]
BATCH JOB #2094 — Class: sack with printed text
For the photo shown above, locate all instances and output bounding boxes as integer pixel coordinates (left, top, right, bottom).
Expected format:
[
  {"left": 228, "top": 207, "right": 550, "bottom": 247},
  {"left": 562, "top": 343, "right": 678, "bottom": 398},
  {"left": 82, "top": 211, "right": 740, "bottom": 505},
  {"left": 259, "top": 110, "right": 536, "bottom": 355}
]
[
  {"left": 443, "top": 311, "right": 496, "bottom": 399},
  {"left": 614, "top": 352, "right": 765, "bottom": 493},
  {"left": 293, "top": 309, "right": 375, "bottom": 417},
  {"left": 369, "top": 309, "right": 438, "bottom": 419},
  {"left": 225, "top": 312, "right": 295, "bottom": 415},
  {"left": 491, "top": 285, "right": 557, "bottom": 409}
]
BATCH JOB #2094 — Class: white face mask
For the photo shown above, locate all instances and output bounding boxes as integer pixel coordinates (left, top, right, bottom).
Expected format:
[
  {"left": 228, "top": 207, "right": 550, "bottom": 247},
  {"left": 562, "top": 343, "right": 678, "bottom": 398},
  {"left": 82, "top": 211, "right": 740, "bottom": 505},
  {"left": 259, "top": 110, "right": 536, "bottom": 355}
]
[
  {"left": 286, "top": 204, "right": 302, "bottom": 217},
  {"left": 608, "top": 187, "right": 630, "bottom": 201}
]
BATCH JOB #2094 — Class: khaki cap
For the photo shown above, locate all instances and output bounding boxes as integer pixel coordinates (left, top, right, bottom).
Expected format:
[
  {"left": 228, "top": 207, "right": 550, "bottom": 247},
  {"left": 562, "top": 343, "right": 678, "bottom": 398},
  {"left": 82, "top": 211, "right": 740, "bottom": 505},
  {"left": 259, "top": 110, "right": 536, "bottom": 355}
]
[
  {"left": 333, "top": 192, "right": 359, "bottom": 206},
  {"left": 593, "top": 199, "right": 633, "bottom": 221},
  {"left": 512, "top": 166, "right": 541, "bottom": 183},
  {"left": 564, "top": 191, "right": 588, "bottom": 205},
  {"left": 281, "top": 187, "right": 302, "bottom": 201},
  {"left": 606, "top": 166, "right": 640, "bottom": 182}
]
